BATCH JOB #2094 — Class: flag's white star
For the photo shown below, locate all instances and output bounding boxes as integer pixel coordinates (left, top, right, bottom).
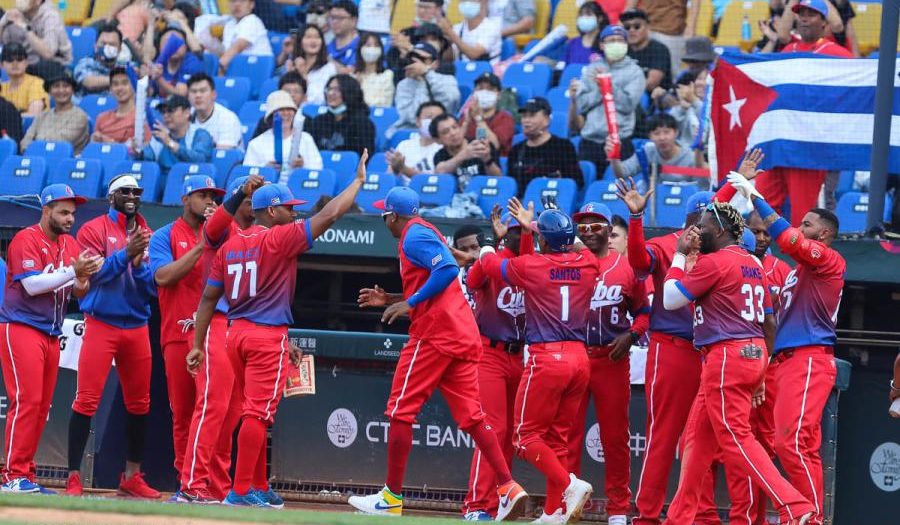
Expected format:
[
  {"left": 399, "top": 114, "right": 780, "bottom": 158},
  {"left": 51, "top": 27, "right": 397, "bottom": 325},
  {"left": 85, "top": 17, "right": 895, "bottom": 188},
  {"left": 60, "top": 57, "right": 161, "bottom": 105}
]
[{"left": 723, "top": 85, "right": 747, "bottom": 131}]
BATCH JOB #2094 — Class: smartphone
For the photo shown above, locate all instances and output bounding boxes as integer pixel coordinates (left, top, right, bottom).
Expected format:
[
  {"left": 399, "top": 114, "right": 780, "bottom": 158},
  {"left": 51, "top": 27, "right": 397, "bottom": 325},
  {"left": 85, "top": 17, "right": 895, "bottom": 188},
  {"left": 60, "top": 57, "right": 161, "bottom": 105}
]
[{"left": 476, "top": 127, "right": 487, "bottom": 141}]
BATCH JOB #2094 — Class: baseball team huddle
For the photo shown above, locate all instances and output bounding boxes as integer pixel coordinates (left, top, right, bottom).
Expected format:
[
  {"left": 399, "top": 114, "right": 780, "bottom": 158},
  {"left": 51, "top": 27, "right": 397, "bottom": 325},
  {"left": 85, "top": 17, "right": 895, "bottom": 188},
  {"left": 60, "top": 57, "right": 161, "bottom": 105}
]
[{"left": 0, "top": 145, "right": 844, "bottom": 525}]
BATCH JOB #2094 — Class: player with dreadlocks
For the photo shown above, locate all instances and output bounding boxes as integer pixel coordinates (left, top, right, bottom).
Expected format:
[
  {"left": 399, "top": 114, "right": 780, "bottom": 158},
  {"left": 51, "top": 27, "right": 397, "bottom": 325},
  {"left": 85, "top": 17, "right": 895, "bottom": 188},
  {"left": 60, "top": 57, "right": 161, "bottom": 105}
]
[{"left": 659, "top": 201, "right": 815, "bottom": 525}]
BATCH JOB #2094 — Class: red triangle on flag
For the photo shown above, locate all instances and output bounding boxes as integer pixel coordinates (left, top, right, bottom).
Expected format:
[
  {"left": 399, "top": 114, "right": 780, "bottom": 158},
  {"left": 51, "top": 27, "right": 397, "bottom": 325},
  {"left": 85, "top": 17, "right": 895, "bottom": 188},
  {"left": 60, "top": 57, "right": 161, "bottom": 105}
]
[{"left": 711, "top": 59, "right": 778, "bottom": 181}]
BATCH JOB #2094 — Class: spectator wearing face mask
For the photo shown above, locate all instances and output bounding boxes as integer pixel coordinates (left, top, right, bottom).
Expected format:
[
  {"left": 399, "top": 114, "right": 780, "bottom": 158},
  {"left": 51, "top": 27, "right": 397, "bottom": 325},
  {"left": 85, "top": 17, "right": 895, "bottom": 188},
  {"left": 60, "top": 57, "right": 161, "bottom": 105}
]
[
  {"left": 564, "top": 2, "right": 609, "bottom": 65},
  {"left": 462, "top": 72, "right": 514, "bottom": 156},
  {"left": 389, "top": 42, "right": 460, "bottom": 134},
  {"left": 244, "top": 89, "right": 322, "bottom": 172},
  {"left": 353, "top": 32, "right": 394, "bottom": 108},
  {"left": 387, "top": 101, "right": 446, "bottom": 179},
  {"left": 142, "top": 25, "right": 205, "bottom": 98},
  {"left": 575, "top": 25, "right": 644, "bottom": 174},
  {"left": 441, "top": 0, "right": 502, "bottom": 64},
  {"left": 307, "top": 74, "right": 376, "bottom": 157},
  {"left": 74, "top": 25, "right": 131, "bottom": 95},
  {"left": 508, "top": 97, "right": 582, "bottom": 188}
]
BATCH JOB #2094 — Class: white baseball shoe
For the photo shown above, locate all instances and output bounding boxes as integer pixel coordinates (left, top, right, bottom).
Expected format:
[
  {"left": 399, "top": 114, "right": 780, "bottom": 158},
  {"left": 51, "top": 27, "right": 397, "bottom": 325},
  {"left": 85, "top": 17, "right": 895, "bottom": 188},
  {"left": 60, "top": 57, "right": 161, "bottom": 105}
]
[
  {"left": 347, "top": 486, "right": 403, "bottom": 517},
  {"left": 531, "top": 508, "right": 566, "bottom": 524},
  {"left": 562, "top": 474, "right": 593, "bottom": 523}
]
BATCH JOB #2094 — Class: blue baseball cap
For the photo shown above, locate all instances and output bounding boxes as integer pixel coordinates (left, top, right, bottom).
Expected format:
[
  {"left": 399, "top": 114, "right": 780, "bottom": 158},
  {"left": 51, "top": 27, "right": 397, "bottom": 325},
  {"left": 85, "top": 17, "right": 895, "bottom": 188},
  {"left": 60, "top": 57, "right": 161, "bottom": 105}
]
[
  {"left": 182, "top": 175, "right": 225, "bottom": 198},
  {"left": 740, "top": 227, "right": 756, "bottom": 252},
  {"left": 251, "top": 183, "right": 306, "bottom": 210},
  {"left": 685, "top": 191, "right": 715, "bottom": 215},
  {"left": 227, "top": 176, "right": 249, "bottom": 197},
  {"left": 600, "top": 24, "right": 627, "bottom": 41},
  {"left": 792, "top": 0, "right": 828, "bottom": 17},
  {"left": 573, "top": 201, "right": 612, "bottom": 223},
  {"left": 374, "top": 187, "right": 420, "bottom": 216},
  {"left": 41, "top": 183, "right": 87, "bottom": 206}
]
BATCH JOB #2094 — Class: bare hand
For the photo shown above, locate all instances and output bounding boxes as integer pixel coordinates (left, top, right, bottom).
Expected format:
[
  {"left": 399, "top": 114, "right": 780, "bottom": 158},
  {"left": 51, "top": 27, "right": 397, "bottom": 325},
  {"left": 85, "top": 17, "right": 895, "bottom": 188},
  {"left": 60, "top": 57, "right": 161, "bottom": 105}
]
[
  {"left": 490, "top": 203, "right": 509, "bottom": 241},
  {"left": 386, "top": 150, "right": 406, "bottom": 173},
  {"left": 737, "top": 148, "right": 765, "bottom": 181},
  {"left": 507, "top": 197, "right": 534, "bottom": 230},
  {"left": 609, "top": 333, "right": 633, "bottom": 361},
  {"left": 451, "top": 246, "right": 476, "bottom": 267},
  {"left": 404, "top": 60, "right": 429, "bottom": 79},
  {"left": 354, "top": 148, "right": 369, "bottom": 185},
  {"left": 288, "top": 340, "right": 302, "bottom": 367},
  {"left": 615, "top": 176, "right": 654, "bottom": 215},
  {"left": 203, "top": 204, "right": 216, "bottom": 220},
  {"left": 126, "top": 229, "right": 151, "bottom": 259},
  {"left": 650, "top": 86, "right": 667, "bottom": 100},
  {"left": 152, "top": 123, "right": 172, "bottom": 145},
  {"left": 382, "top": 300, "right": 411, "bottom": 324},
  {"left": 436, "top": 15, "right": 453, "bottom": 35},
  {"left": 392, "top": 32, "right": 411, "bottom": 53},
  {"left": 752, "top": 382, "right": 766, "bottom": 408},
  {"left": 567, "top": 78, "right": 581, "bottom": 98},
  {"left": 758, "top": 19, "right": 778, "bottom": 41},
  {"left": 292, "top": 56, "right": 308, "bottom": 74},
  {"left": 291, "top": 155, "right": 304, "bottom": 168},
  {"left": 72, "top": 250, "right": 104, "bottom": 279},
  {"left": 241, "top": 174, "right": 265, "bottom": 195},
  {"left": 358, "top": 285, "right": 387, "bottom": 308},
  {"left": 186, "top": 347, "right": 204, "bottom": 375},
  {"left": 604, "top": 135, "right": 618, "bottom": 157},
  {"left": 676, "top": 226, "right": 700, "bottom": 254}
]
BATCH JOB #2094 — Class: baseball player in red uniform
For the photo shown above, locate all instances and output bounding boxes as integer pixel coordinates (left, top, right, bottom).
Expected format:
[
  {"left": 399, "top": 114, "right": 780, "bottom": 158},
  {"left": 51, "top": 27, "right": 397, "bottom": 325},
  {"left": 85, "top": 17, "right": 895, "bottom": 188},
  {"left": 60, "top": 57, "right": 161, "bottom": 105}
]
[
  {"left": 190, "top": 154, "right": 368, "bottom": 507},
  {"left": 66, "top": 175, "right": 160, "bottom": 499},
  {"left": 568, "top": 202, "right": 650, "bottom": 525},
  {"left": 149, "top": 175, "right": 224, "bottom": 492},
  {"left": 351, "top": 187, "right": 527, "bottom": 520},
  {"left": 729, "top": 172, "right": 845, "bottom": 525},
  {"left": 660, "top": 201, "right": 815, "bottom": 525},
  {"left": 461, "top": 205, "right": 532, "bottom": 521},
  {"left": 0, "top": 184, "right": 102, "bottom": 493},
  {"left": 478, "top": 208, "right": 596, "bottom": 524}
]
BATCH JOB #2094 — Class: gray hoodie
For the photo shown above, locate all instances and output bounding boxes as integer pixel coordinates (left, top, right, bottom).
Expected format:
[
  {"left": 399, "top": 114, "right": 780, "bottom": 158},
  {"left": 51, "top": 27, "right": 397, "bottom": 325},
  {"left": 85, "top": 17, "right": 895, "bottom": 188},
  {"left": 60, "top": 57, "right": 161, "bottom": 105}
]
[
  {"left": 389, "top": 70, "right": 461, "bottom": 135},
  {"left": 575, "top": 56, "right": 645, "bottom": 144}
]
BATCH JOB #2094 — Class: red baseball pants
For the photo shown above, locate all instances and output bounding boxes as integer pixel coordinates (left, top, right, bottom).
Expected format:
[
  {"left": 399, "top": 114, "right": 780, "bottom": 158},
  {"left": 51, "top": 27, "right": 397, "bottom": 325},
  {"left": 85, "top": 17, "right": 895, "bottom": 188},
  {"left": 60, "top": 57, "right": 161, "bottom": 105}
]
[
  {"left": 755, "top": 168, "right": 827, "bottom": 226},
  {"left": 514, "top": 342, "right": 590, "bottom": 513},
  {"left": 634, "top": 333, "right": 702, "bottom": 525},
  {"left": 164, "top": 340, "right": 194, "bottom": 477},
  {"left": 567, "top": 345, "right": 632, "bottom": 516},
  {"left": 463, "top": 341, "right": 523, "bottom": 516},
  {"left": 182, "top": 313, "right": 238, "bottom": 497},
  {"left": 0, "top": 323, "right": 59, "bottom": 482},
  {"left": 772, "top": 347, "right": 836, "bottom": 525},
  {"left": 72, "top": 316, "right": 151, "bottom": 416},
  {"left": 664, "top": 339, "right": 815, "bottom": 525}
]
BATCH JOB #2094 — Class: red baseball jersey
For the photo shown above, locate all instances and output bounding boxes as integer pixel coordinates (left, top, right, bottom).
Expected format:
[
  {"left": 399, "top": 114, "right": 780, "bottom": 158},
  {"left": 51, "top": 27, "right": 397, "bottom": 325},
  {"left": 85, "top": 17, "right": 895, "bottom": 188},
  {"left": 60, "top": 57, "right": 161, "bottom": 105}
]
[
  {"left": 209, "top": 221, "right": 312, "bottom": 326},
  {"left": 782, "top": 37, "right": 853, "bottom": 57},
  {"left": 645, "top": 231, "right": 694, "bottom": 340},
  {"left": 0, "top": 225, "right": 80, "bottom": 335},
  {"left": 149, "top": 217, "right": 204, "bottom": 347},
  {"left": 676, "top": 246, "right": 772, "bottom": 347},
  {"left": 202, "top": 205, "right": 241, "bottom": 314},
  {"left": 497, "top": 251, "right": 599, "bottom": 344},
  {"left": 467, "top": 247, "right": 526, "bottom": 343},
  {"left": 398, "top": 218, "right": 482, "bottom": 360},
  {"left": 585, "top": 251, "right": 650, "bottom": 346},
  {"left": 762, "top": 253, "right": 792, "bottom": 316}
]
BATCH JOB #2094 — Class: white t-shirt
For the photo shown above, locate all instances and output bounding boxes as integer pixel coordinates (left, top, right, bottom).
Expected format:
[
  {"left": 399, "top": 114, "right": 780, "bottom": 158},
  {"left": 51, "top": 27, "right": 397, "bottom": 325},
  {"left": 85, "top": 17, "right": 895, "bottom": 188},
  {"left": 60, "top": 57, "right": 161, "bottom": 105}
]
[
  {"left": 395, "top": 136, "right": 442, "bottom": 174},
  {"left": 223, "top": 14, "right": 273, "bottom": 56},
  {"left": 357, "top": 0, "right": 391, "bottom": 34},
  {"left": 453, "top": 17, "right": 502, "bottom": 64},
  {"left": 194, "top": 102, "right": 243, "bottom": 150},
  {"left": 243, "top": 128, "right": 323, "bottom": 172},
  {"left": 305, "top": 61, "right": 339, "bottom": 105}
]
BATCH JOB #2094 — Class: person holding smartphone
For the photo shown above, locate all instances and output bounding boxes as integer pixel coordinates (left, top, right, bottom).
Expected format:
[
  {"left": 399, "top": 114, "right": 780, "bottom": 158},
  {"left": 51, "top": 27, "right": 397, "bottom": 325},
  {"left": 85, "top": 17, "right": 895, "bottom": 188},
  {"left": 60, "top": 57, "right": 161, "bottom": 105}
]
[{"left": 431, "top": 113, "right": 501, "bottom": 191}]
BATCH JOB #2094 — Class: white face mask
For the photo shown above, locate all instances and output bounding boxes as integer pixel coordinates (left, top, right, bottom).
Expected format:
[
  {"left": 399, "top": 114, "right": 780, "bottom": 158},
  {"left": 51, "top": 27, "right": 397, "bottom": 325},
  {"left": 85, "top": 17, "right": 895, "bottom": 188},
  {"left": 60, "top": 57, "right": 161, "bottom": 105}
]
[
  {"left": 360, "top": 46, "right": 382, "bottom": 64},
  {"left": 576, "top": 16, "right": 598, "bottom": 34},
  {"left": 14, "top": 0, "right": 30, "bottom": 12},
  {"left": 474, "top": 89, "right": 498, "bottom": 110},
  {"left": 419, "top": 117, "right": 433, "bottom": 138},
  {"left": 458, "top": 1, "right": 481, "bottom": 20},
  {"left": 603, "top": 42, "right": 628, "bottom": 62},
  {"left": 101, "top": 44, "right": 119, "bottom": 61}
]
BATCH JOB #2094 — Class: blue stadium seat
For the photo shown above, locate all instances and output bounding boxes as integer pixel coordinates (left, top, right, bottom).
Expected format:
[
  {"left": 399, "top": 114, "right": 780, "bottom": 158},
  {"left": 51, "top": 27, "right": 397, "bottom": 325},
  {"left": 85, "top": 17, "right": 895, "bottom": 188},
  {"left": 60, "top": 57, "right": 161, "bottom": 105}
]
[
  {"left": 455, "top": 61, "right": 493, "bottom": 89},
  {"left": 213, "top": 77, "right": 251, "bottom": 111},
  {"left": 582, "top": 180, "right": 629, "bottom": 218},
  {"left": 578, "top": 161, "right": 596, "bottom": 187},
  {"left": 836, "top": 191, "right": 872, "bottom": 233},
  {"left": 226, "top": 55, "right": 275, "bottom": 98},
  {"left": 302, "top": 104, "right": 328, "bottom": 119},
  {"left": 162, "top": 163, "right": 217, "bottom": 205},
  {"left": 67, "top": 26, "right": 96, "bottom": 65},
  {"left": 388, "top": 129, "right": 416, "bottom": 150},
  {"left": 357, "top": 173, "right": 397, "bottom": 212},
  {"left": 370, "top": 106, "right": 399, "bottom": 151},
  {"left": 499, "top": 156, "right": 508, "bottom": 176},
  {"left": 655, "top": 183, "right": 698, "bottom": 228},
  {"left": 49, "top": 158, "right": 103, "bottom": 199},
  {"left": 558, "top": 63, "right": 584, "bottom": 89},
  {"left": 0, "top": 137, "right": 17, "bottom": 166},
  {"left": 212, "top": 149, "right": 245, "bottom": 185},
  {"left": 466, "top": 175, "right": 518, "bottom": 217},
  {"left": 322, "top": 150, "right": 360, "bottom": 188},
  {"left": 0, "top": 156, "right": 47, "bottom": 196},
  {"left": 24, "top": 140, "right": 73, "bottom": 162},
  {"left": 202, "top": 52, "right": 219, "bottom": 77},
  {"left": 286, "top": 168, "right": 337, "bottom": 211},
  {"left": 503, "top": 62, "right": 552, "bottom": 98},
  {"left": 546, "top": 86, "right": 570, "bottom": 114},
  {"left": 226, "top": 165, "right": 278, "bottom": 187},
  {"left": 238, "top": 100, "right": 266, "bottom": 146},
  {"left": 110, "top": 161, "right": 162, "bottom": 201},
  {"left": 83, "top": 143, "right": 129, "bottom": 184},
  {"left": 549, "top": 111, "right": 568, "bottom": 138},
  {"left": 268, "top": 31, "right": 289, "bottom": 56},
  {"left": 258, "top": 77, "right": 280, "bottom": 102},
  {"left": 459, "top": 84, "right": 472, "bottom": 105},
  {"left": 408, "top": 173, "right": 456, "bottom": 207},
  {"left": 835, "top": 170, "right": 855, "bottom": 200},
  {"left": 522, "top": 177, "right": 577, "bottom": 214},
  {"left": 501, "top": 38, "right": 517, "bottom": 60},
  {"left": 80, "top": 94, "right": 118, "bottom": 121},
  {"left": 368, "top": 152, "right": 389, "bottom": 173}
]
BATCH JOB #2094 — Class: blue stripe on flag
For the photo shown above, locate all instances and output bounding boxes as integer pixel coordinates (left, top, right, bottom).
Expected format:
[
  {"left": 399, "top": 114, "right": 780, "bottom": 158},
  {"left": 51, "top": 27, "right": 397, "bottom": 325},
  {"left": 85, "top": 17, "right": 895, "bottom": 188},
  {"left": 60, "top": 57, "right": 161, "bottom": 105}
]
[
  {"left": 719, "top": 51, "right": 835, "bottom": 66},
  {"left": 756, "top": 140, "right": 900, "bottom": 173},
  {"left": 767, "top": 85, "right": 900, "bottom": 115}
]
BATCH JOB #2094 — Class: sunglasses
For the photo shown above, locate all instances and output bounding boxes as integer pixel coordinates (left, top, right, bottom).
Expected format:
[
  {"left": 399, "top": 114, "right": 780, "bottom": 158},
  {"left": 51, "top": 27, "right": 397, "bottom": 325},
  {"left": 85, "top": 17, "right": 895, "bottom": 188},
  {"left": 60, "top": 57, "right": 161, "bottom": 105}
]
[
  {"left": 381, "top": 211, "right": 395, "bottom": 222},
  {"left": 623, "top": 23, "right": 644, "bottom": 31},
  {"left": 577, "top": 222, "right": 609, "bottom": 234},
  {"left": 117, "top": 187, "right": 144, "bottom": 196},
  {"left": 705, "top": 202, "right": 724, "bottom": 230}
]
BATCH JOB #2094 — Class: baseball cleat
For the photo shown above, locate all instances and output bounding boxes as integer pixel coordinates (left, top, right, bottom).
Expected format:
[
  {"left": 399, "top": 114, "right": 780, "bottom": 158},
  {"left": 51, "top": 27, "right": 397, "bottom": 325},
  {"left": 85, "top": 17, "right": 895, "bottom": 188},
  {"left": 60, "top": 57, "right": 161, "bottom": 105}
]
[
  {"left": 347, "top": 486, "right": 403, "bottom": 516},
  {"left": 117, "top": 472, "right": 160, "bottom": 499},
  {"left": 177, "top": 489, "right": 221, "bottom": 504},
  {"left": 464, "top": 510, "right": 494, "bottom": 521},
  {"left": 254, "top": 487, "right": 285, "bottom": 509},
  {"left": 495, "top": 480, "right": 528, "bottom": 521},
  {"left": 531, "top": 509, "right": 566, "bottom": 524},
  {"left": 562, "top": 474, "right": 593, "bottom": 523},
  {"left": 223, "top": 489, "right": 268, "bottom": 507},
  {"left": 64, "top": 472, "right": 83, "bottom": 496},
  {"left": 36, "top": 484, "right": 57, "bottom": 495},
  {"left": 1, "top": 478, "right": 40, "bottom": 493}
]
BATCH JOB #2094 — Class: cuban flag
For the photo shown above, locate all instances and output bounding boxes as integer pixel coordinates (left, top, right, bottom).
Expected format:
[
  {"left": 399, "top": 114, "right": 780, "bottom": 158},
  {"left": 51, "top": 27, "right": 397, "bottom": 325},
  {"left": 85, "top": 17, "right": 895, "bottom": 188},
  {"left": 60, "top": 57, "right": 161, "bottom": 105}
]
[{"left": 711, "top": 52, "right": 900, "bottom": 181}]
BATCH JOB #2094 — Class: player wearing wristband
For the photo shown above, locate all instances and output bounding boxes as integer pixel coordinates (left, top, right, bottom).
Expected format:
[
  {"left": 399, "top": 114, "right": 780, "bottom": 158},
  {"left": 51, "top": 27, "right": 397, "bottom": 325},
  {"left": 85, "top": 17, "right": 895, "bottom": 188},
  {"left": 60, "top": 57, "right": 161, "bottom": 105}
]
[
  {"left": 661, "top": 201, "right": 814, "bottom": 525},
  {"left": 461, "top": 202, "right": 533, "bottom": 521},
  {"left": 728, "top": 171, "right": 845, "bottom": 525},
  {"left": 478, "top": 208, "right": 596, "bottom": 524},
  {"left": 0, "top": 184, "right": 101, "bottom": 494},
  {"left": 352, "top": 187, "right": 528, "bottom": 521},
  {"left": 567, "top": 202, "right": 650, "bottom": 525}
]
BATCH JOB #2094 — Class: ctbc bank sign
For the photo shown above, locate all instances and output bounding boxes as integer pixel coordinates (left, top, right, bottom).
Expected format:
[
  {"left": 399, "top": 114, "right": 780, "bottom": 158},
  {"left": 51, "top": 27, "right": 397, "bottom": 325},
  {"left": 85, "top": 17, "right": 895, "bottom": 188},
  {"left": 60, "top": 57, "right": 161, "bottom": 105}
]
[{"left": 325, "top": 407, "right": 476, "bottom": 451}]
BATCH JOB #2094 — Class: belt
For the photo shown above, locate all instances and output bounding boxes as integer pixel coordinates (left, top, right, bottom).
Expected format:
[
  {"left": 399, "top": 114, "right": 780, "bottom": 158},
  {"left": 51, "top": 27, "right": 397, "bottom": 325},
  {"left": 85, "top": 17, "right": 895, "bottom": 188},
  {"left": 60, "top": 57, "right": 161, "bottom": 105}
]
[
  {"left": 482, "top": 335, "right": 524, "bottom": 354},
  {"left": 772, "top": 345, "right": 833, "bottom": 364}
]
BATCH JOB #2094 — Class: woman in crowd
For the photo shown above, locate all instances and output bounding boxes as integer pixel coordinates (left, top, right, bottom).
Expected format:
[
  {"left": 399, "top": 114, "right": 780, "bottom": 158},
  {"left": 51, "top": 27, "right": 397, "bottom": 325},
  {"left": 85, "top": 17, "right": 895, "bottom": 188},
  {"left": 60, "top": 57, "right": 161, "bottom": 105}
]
[
  {"left": 244, "top": 89, "right": 323, "bottom": 176},
  {"left": 21, "top": 74, "right": 89, "bottom": 154},
  {"left": 353, "top": 33, "right": 394, "bottom": 108},
  {"left": 307, "top": 74, "right": 375, "bottom": 157},
  {"left": 286, "top": 24, "right": 338, "bottom": 105},
  {"left": 563, "top": 2, "right": 609, "bottom": 65}
]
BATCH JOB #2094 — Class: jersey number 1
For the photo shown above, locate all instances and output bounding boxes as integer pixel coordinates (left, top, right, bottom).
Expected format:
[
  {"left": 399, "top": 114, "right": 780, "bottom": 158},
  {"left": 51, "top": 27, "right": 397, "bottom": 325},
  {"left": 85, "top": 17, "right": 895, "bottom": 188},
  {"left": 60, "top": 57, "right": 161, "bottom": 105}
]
[
  {"left": 227, "top": 261, "right": 258, "bottom": 299},
  {"left": 560, "top": 285, "right": 570, "bottom": 322}
]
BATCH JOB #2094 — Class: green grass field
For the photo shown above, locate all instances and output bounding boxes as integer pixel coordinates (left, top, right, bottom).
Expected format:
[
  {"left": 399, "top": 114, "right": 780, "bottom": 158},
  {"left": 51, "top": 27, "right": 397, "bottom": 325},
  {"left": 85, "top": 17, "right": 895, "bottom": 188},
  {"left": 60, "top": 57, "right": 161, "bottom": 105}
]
[{"left": 0, "top": 492, "right": 466, "bottom": 525}]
